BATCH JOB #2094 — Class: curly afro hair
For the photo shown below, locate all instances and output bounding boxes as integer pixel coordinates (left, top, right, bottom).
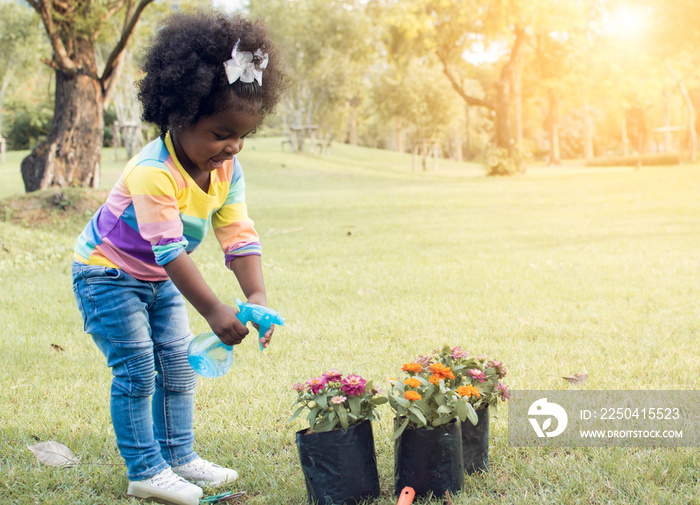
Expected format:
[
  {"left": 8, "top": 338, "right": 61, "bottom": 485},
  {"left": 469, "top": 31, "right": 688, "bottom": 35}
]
[{"left": 137, "top": 10, "right": 287, "bottom": 137}]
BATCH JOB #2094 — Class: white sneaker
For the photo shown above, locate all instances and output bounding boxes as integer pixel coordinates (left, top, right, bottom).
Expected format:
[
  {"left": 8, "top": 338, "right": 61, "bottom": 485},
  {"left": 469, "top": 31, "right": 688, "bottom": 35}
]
[
  {"left": 172, "top": 457, "right": 238, "bottom": 487},
  {"left": 127, "top": 467, "right": 203, "bottom": 505}
]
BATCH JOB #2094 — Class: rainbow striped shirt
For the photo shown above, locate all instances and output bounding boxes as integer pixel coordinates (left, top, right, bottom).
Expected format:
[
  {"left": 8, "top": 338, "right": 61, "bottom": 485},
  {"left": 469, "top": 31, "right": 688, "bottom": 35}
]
[{"left": 74, "top": 133, "right": 261, "bottom": 281}]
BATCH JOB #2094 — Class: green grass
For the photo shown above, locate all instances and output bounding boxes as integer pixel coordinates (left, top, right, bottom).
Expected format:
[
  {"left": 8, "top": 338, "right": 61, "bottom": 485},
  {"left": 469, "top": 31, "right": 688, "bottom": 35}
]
[{"left": 1, "top": 139, "right": 698, "bottom": 504}]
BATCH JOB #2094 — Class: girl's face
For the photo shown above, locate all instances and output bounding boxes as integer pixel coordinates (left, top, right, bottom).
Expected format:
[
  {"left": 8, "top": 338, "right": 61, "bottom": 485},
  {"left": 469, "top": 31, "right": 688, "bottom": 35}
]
[{"left": 172, "top": 108, "right": 261, "bottom": 175}]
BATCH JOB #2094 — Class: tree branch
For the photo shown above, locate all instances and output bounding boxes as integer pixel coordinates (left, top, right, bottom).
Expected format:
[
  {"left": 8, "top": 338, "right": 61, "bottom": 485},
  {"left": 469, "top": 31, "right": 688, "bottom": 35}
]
[
  {"left": 33, "top": 0, "right": 78, "bottom": 76},
  {"left": 104, "top": 0, "right": 130, "bottom": 21},
  {"left": 100, "top": 0, "right": 153, "bottom": 85},
  {"left": 102, "top": 50, "right": 125, "bottom": 109},
  {"left": 436, "top": 51, "right": 494, "bottom": 110}
]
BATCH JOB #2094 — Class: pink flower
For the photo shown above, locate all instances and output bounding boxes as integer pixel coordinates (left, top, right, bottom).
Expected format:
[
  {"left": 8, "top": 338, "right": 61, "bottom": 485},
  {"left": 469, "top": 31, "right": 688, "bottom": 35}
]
[
  {"left": 497, "top": 382, "right": 510, "bottom": 400},
  {"left": 414, "top": 355, "right": 433, "bottom": 368},
  {"left": 488, "top": 360, "right": 507, "bottom": 378},
  {"left": 340, "top": 374, "right": 367, "bottom": 396},
  {"left": 450, "top": 346, "right": 469, "bottom": 359},
  {"left": 330, "top": 395, "right": 347, "bottom": 404},
  {"left": 322, "top": 368, "right": 343, "bottom": 382},
  {"left": 293, "top": 383, "right": 305, "bottom": 392},
  {"left": 468, "top": 369, "right": 487, "bottom": 383},
  {"left": 306, "top": 376, "right": 327, "bottom": 394}
]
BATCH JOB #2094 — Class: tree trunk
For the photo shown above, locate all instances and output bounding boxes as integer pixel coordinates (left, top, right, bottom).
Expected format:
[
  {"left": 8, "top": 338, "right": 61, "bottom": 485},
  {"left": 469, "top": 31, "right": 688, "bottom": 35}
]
[
  {"left": 395, "top": 118, "right": 404, "bottom": 153},
  {"left": 583, "top": 101, "right": 594, "bottom": 159},
  {"left": 662, "top": 89, "right": 672, "bottom": 152},
  {"left": 494, "top": 25, "right": 526, "bottom": 154},
  {"left": 513, "top": 57, "right": 524, "bottom": 146},
  {"left": 347, "top": 95, "right": 360, "bottom": 146},
  {"left": 678, "top": 81, "right": 697, "bottom": 162},
  {"left": 21, "top": 41, "right": 103, "bottom": 192},
  {"left": 544, "top": 90, "right": 561, "bottom": 165},
  {"left": 494, "top": 76, "right": 512, "bottom": 153},
  {"left": 621, "top": 112, "right": 630, "bottom": 157},
  {"left": 666, "top": 61, "right": 697, "bottom": 162}
]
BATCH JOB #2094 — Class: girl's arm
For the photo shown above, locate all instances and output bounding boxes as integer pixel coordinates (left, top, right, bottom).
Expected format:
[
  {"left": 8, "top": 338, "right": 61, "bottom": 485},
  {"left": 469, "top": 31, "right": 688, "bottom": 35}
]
[
  {"left": 229, "top": 254, "right": 275, "bottom": 347},
  {"left": 229, "top": 254, "right": 267, "bottom": 306},
  {"left": 164, "top": 252, "right": 249, "bottom": 346}
]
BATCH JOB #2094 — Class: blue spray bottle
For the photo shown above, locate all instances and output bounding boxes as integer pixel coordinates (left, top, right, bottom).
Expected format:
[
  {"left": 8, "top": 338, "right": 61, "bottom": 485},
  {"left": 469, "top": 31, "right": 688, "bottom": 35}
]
[{"left": 187, "top": 299, "right": 285, "bottom": 378}]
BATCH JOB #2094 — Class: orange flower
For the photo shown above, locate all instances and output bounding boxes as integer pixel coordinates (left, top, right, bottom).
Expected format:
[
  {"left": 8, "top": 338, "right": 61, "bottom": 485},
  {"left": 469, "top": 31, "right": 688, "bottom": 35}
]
[
  {"left": 401, "top": 363, "right": 423, "bottom": 374},
  {"left": 429, "top": 374, "right": 441, "bottom": 385},
  {"left": 457, "top": 385, "right": 481, "bottom": 398},
  {"left": 428, "top": 363, "right": 455, "bottom": 380},
  {"left": 404, "top": 390, "right": 422, "bottom": 401},
  {"left": 403, "top": 378, "right": 421, "bottom": 388}
]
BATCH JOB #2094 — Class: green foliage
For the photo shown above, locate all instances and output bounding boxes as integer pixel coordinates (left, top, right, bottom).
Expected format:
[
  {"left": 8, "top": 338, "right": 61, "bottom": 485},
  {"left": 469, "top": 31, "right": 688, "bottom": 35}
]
[
  {"left": 3, "top": 91, "right": 54, "bottom": 150},
  {"left": 249, "top": 0, "right": 377, "bottom": 136},
  {"left": 431, "top": 345, "right": 508, "bottom": 411},
  {"left": 388, "top": 369, "right": 471, "bottom": 440},
  {"left": 387, "top": 345, "right": 508, "bottom": 439},
  {"left": 0, "top": 2, "right": 49, "bottom": 138},
  {"left": 289, "top": 371, "right": 387, "bottom": 433},
  {"left": 483, "top": 144, "right": 522, "bottom": 176}
]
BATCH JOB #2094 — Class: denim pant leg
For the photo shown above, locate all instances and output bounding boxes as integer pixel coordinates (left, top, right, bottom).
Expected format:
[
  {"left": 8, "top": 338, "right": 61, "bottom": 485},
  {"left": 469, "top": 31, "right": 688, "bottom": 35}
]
[
  {"left": 149, "top": 279, "right": 198, "bottom": 467},
  {"left": 72, "top": 263, "right": 196, "bottom": 480}
]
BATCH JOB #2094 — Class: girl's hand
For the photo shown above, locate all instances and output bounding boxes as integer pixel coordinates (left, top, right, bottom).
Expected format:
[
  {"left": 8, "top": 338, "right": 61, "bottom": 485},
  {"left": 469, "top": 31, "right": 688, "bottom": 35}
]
[
  {"left": 204, "top": 302, "right": 249, "bottom": 346},
  {"left": 244, "top": 293, "right": 275, "bottom": 349},
  {"left": 259, "top": 325, "right": 275, "bottom": 349}
]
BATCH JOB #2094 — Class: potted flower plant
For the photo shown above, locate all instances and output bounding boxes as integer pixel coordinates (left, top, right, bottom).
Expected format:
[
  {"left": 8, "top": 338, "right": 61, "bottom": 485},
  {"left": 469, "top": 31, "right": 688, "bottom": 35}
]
[
  {"left": 290, "top": 369, "right": 387, "bottom": 504},
  {"left": 430, "top": 345, "right": 509, "bottom": 474},
  {"left": 387, "top": 360, "right": 472, "bottom": 497}
]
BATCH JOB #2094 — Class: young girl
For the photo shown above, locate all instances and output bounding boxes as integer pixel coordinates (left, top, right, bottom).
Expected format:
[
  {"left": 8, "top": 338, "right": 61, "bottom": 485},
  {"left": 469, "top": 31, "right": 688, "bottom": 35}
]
[{"left": 71, "top": 11, "right": 286, "bottom": 505}]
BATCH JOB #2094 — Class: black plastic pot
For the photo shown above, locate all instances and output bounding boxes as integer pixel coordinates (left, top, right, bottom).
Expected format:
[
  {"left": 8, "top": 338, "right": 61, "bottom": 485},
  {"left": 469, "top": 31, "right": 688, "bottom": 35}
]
[
  {"left": 394, "top": 420, "right": 464, "bottom": 497},
  {"left": 461, "top": 407, "right": 489, "bottom": 474},
  {"left": 296, "top": 420, "right": 380, "bottom": 505}
]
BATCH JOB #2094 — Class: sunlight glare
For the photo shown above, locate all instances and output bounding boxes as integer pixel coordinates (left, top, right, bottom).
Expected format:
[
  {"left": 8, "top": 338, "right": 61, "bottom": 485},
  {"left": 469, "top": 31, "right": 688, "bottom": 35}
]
[{"left": 603, "top": 5, "right": 649, "bottom": 38}]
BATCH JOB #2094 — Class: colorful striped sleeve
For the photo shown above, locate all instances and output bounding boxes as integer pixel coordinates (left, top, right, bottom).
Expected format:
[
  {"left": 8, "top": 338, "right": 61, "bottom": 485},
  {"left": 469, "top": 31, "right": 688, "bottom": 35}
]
[
  {"left": 212, "top": 158, "right": 261, "bottom": 269},
  {"left": 123, "top": 162, "right": 189, "bottom": 265}
]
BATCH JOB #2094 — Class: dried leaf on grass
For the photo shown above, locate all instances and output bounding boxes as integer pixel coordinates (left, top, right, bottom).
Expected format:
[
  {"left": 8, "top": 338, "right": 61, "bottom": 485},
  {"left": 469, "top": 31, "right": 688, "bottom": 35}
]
[
  {"left": 28, "top": 441, "right": 80, "bottom": 467},
  {"left": 50, "top": 344, "right": 64, "bottom": 352},
  {"left": 561, "top": 373, "right": 588, "bottom": 385}
]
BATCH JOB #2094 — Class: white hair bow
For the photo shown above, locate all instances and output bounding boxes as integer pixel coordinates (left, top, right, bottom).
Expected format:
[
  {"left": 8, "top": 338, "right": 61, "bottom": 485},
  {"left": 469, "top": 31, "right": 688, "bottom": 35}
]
[{"left": 223, "top": 39, "right": 269, "bottom": 86}]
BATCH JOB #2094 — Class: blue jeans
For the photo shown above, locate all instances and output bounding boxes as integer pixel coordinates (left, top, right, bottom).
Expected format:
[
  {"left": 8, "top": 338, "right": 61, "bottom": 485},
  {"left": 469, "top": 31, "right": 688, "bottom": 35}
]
[{"left": 72, "top": 262, "right": 199, "bottom": 480}]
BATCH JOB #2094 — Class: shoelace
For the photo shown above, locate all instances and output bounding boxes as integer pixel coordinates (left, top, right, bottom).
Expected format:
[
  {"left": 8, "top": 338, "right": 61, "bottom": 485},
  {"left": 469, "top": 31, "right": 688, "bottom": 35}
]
[
  {"left": 150, "top": 469, "right": 189, "bottom": 489},
  {"left": 182, "top": 460, "right": 222, "bottom": 474}
]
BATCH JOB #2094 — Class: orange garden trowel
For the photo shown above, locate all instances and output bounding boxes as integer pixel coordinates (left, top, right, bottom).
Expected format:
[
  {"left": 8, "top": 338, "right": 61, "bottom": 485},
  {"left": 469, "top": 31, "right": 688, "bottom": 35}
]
[{"left": 396, "top": 487, "right": 416, "bottom": 505}]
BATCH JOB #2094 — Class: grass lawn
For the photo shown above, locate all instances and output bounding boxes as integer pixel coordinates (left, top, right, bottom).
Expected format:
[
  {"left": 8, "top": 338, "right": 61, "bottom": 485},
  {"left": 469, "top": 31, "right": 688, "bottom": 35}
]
[{"left": 0, "top": 139, "right": 698, "bottom": 504}]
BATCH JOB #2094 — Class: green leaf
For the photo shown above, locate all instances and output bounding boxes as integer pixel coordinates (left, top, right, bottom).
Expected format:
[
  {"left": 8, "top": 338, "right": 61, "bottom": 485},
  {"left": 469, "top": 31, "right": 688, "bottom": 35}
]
[
  {"left": 306, "top": 407, "right": 320, "bottom": 425},
  {"left": 314, "top": 417, "right": 338, "bottom": 433},
  {"left": 348, "top": 396, "right": 361, "bottom": 416},
  {"left": 437, "top": 405, "right": 452, "bottom": 415},
  {"left": 466, "top": 403, "right": 478, "bottom": 426},
  {"left": 288, "top": 406, "right": 305, "bottom": 423},
  {"left": 391, "top": 418, "right": 410, "bottom": 441},
  {"left": 455, "top": 399, "right": 468, "bottom": 422},
  {"left": 408, "top": 406, "right": 427, "bottom": 425},
  {"left": 337, "top": 405, "right": 349, "bottom": 430},
  {"left": 432, "top": 415, "right": 454, "bottom": 427},
  {"left": 394, "top": 396, "right": 410, "bottom": 408},
  {"left": 372, "top": 396, "right": 388, "bottom": 405},
  {"left": 315, "top": 394, "right": 328, "bottom": 409}
]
